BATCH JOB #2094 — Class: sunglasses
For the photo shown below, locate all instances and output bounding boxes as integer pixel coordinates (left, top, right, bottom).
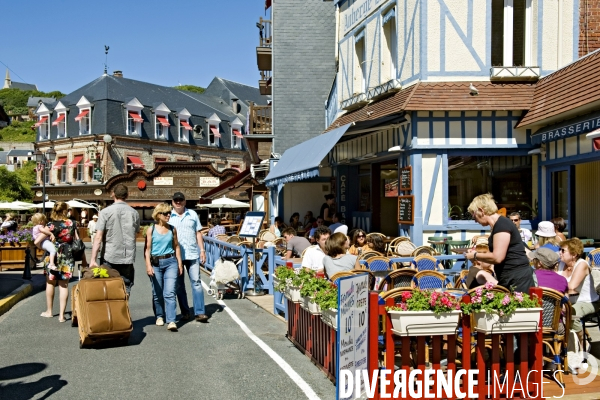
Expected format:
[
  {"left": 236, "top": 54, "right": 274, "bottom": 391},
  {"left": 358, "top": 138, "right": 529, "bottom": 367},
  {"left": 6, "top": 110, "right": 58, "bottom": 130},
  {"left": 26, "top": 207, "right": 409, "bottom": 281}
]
[
  {"left": 160, "top": 212, "right": 171, "bottom": 217},
  {"left": 357, "top": 235, "right": 365, "bottom": 238}
]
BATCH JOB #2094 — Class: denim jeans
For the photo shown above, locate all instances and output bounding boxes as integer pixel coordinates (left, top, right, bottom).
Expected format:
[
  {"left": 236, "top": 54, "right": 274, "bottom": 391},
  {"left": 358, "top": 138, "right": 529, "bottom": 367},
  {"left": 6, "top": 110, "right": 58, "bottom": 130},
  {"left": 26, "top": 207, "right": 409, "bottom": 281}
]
[
  {"left": 176, "top": 259, "right": 205, "bottom": 316},
  {"left": 150, "top": 257, "right": 178, "bottom": 324}
]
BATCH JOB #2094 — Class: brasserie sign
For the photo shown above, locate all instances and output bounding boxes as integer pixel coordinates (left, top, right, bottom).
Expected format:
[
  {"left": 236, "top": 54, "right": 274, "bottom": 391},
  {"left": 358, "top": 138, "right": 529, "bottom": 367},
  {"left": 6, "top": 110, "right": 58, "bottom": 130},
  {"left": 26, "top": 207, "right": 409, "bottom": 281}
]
[{"left": 531, "top": 110, "right": 600, "bottom": 144}]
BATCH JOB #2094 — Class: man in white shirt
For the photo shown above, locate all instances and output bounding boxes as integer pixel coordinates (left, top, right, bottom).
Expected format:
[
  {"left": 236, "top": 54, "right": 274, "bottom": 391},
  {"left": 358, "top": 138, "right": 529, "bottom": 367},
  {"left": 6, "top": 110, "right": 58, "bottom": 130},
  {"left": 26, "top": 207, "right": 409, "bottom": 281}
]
[
  {"left": 302, "top": 226, "right": 331, "bottom": 273},
  {"left": 327, "top": 212, "right": 348, "bottom": 235},
  {"left": 509, "top": 212, "right": 532, "bottom": 243}
]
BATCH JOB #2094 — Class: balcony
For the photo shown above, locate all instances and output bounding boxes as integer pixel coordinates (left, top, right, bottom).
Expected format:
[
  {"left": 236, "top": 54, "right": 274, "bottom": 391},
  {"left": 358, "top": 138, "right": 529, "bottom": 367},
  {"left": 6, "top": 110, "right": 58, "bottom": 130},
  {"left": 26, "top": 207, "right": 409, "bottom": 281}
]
[
  {"left": 248, "top": 103, "right": 272, "bottom": 136},
  {"left": 259, "top": 70, "right": 272, "bottom": 95},
  {"left": 256, "top": 17, "right": 272, "bottom": 71}
]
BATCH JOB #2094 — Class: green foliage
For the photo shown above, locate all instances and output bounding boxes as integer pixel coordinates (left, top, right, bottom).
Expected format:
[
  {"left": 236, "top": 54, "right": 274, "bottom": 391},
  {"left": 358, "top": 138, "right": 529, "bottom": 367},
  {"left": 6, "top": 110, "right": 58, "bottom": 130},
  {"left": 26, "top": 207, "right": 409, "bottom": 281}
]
[
  {"left": 314, "top": 282, "right": 338, "bottom": 311},
  {"left": 173, "top": 85, "right": 205, "bottom": 94},
  {"left": 300, "top": 275, "right": 330, "bottom": 299},
  {"left": 0, "top": 164, "right": 34, "bottom": 202},
  {"left": 460, "top": 282, "right": 540, "bottom": 317},
  {"left": 15, "top": 160, "right": 36, "bottom": 187},
  {"left": 0, "top": 88, "right": 65, "bottom": 114},
  {"left": 386, "top": 289, "right": 462, "bottom": 315},
  {"left": 0, "top": 120, "right": 36, "bottom": 142}
]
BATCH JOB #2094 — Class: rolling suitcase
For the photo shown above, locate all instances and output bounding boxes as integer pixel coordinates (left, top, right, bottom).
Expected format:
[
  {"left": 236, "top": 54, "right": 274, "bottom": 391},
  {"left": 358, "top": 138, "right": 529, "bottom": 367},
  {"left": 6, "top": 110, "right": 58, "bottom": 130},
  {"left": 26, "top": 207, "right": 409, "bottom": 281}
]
[{"left": 74, "top": 277, "right": 133, "bottom": 348}]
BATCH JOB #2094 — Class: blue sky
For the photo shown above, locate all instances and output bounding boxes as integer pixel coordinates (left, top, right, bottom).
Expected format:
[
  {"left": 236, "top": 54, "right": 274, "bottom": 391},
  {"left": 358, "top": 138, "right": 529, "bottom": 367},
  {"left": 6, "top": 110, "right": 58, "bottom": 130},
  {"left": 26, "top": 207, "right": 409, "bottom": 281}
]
[{"left": 2, "top": 0, "right": 267, "bottom": 93}]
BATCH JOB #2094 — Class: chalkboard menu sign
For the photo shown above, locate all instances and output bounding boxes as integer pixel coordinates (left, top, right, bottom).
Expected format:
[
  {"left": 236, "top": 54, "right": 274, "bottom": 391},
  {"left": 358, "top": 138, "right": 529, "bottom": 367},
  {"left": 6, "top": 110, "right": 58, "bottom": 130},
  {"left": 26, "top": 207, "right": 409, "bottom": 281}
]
[
  {"left": 399, "top": 166, "right": 412, "bottom": 191},
  {"left": 398, "top": 195, "right": 414, "bottom": 225}
]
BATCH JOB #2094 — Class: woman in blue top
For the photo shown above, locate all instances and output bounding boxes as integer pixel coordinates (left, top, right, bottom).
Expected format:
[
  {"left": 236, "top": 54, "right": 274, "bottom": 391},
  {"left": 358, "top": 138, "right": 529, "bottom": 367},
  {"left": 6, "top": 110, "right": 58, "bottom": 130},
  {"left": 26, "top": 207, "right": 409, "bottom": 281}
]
[{"left": 145, "top": 204, "right": 183, "bottom": 331}]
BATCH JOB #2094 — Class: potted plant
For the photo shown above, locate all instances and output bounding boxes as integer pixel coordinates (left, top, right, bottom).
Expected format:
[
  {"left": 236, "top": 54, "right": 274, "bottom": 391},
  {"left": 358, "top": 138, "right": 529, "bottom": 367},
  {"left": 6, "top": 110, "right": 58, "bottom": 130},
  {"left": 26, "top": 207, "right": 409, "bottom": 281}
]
[
  {"left": 461, "top": 282, "right": 542, "bottom": 334},
  {"left": 314, "top": 282, "right": 339, "bottom": 329},
  {"left": 273, "top": 265, "right": 307, "bottom": 302},
  {"left": 386, "top": 289, "right": 462, "bottom": 336},
  {"left": 299, "top": 275, "right": 329, "bottom": 315}
]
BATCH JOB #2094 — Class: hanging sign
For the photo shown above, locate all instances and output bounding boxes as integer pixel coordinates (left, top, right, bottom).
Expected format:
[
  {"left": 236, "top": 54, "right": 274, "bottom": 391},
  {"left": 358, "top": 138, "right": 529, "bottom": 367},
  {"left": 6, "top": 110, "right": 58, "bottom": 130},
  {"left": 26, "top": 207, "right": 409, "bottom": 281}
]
[{"left": 399, "top": 166, "right": 412, "bottom": 192}]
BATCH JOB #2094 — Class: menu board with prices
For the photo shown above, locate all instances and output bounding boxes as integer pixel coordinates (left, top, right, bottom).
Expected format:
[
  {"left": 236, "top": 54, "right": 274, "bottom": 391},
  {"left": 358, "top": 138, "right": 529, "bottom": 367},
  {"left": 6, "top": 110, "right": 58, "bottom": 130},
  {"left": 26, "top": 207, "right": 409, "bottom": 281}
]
[{"left": 398, "top": 195, "right": 414, "bottom": 225}]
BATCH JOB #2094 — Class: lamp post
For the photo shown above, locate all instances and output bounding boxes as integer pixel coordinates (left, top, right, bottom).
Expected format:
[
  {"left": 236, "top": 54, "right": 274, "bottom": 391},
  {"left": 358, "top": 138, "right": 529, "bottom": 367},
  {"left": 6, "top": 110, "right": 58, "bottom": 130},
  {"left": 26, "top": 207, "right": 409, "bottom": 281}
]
[{"left": 34, "top": 148, "right": 57, "bottom": 214}]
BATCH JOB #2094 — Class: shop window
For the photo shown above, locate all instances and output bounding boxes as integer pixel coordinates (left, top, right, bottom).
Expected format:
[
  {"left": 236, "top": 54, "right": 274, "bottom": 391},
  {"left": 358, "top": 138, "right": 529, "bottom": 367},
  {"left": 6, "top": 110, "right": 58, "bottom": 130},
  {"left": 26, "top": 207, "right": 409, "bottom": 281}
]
[
  {"left": 382, "top": 7, "right": 397, "bottom": 82},
  {"left": 359, "top": 163, "right": 371, "bottom": 212},
  {"left": 448, "top": 156, "right": 533, "bottom": 220},
  {"left": 491, "top": 0, "right": 532, "bottom": 66}
]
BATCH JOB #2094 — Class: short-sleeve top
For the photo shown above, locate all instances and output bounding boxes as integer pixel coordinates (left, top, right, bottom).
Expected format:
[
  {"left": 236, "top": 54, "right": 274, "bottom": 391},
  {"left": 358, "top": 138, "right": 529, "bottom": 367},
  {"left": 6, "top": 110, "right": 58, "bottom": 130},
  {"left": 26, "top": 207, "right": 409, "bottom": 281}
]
[
  {"left": 96, "top": 202, "right": 141, "bottom": 264},
  {"left": 323, "top": 254, "right": 357, "bottom": 278},
  {"left": 286, "top": 235, "right": 311, "bottom": 257},
  {"left": 489, "top": 216, "right": 535, "bottom": 292}
]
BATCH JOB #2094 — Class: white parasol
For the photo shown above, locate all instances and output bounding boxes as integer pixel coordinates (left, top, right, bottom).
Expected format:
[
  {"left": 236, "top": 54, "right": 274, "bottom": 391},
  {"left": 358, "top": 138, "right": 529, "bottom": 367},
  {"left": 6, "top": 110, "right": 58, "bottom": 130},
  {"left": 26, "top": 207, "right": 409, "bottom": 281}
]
[
  {"left": 67, "top": 200, "right": 97, "bottom": 209},
  {"left": 197, "top": 196, "right": 250, "bottom": 209},
  {"left": 32, "top": 201, "right": 56, "bottom": 209}
]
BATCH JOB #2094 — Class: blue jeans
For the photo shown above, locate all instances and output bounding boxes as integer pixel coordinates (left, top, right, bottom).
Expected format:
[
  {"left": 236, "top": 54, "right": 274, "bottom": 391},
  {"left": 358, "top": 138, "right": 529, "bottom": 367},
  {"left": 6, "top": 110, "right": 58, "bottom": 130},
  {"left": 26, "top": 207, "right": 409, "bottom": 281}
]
[
  {"left": 150, "top": 257, "right": 178, "bottom": 324},
  {"left": 176, "top": 259, "right": 205, "bottom": 316}
]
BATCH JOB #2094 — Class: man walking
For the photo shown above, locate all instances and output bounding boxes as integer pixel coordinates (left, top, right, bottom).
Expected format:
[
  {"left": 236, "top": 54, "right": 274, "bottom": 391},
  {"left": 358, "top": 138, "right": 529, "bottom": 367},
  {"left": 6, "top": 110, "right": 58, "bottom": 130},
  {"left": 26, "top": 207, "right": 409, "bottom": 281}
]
[
  {"left": 90, "top": 184, "right": 140, "bottom": 295},
  {"left": 169, "top": 192, "right": 208, "bottom": 322}
]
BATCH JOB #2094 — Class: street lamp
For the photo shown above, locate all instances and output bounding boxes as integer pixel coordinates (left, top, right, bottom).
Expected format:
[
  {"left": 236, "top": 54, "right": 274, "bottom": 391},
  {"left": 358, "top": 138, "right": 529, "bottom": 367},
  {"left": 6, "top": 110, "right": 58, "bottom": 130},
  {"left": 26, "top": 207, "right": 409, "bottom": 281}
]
[{"left": 34, "top": 147, "right": 57, "bottom": 214}]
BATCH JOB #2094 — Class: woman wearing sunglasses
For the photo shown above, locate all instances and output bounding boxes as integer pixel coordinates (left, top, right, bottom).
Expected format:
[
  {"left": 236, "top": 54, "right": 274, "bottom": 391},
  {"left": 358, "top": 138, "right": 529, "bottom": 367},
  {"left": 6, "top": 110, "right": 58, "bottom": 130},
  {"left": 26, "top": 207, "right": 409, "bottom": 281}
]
[
  {"left": 557, "top": 238, "right": 600, "bottom": 343},
  {"left": 348, "top": 229, "right": 367, "bottom": 255},
  {"left": 145, "top": 203, "right": 183, "bottom": 331}
]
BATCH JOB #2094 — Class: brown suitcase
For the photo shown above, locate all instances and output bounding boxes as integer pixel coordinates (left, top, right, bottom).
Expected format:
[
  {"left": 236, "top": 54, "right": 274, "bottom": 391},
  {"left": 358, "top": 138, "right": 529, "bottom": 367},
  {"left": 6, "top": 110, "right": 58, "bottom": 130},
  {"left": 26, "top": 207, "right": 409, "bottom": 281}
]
[
  {"left": 74, "top": 277, "right": 133, "bottom": 348},
  {"left": 71, "top": 284, "right": 78, "bottom": 327}
]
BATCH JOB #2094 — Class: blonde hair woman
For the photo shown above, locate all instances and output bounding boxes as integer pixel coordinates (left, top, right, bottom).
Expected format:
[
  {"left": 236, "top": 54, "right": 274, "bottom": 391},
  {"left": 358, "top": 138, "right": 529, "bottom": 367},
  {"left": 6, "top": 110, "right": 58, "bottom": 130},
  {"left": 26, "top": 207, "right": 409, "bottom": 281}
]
[
  {"left": 41, "top": 202, "right": 78, "bottom": 322},
  {"left": 145, "top": 203, "right": 182, "bottom": 331},
  {"left": 465, "top": 193, "right": 535, "bottom": 293}
]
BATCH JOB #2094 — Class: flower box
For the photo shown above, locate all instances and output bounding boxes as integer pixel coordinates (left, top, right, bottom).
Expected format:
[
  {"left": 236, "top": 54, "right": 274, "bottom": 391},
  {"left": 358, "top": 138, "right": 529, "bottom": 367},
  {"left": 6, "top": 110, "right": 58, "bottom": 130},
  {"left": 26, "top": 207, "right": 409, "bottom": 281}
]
[
  {"left": 321, "top": 308, "right": 338, "bottom": 330},
  {"left": 273, "top": 277, "right": 280, "bottom": 291},
  {"left": 474, "top": 308, "right": 542, "bottom": 334},
  {"left": 388, "top": 310, "right": 461, "bottom": 336},
  {"left": 301, "top": 296, "right": 321, "bottom": 315},
  {"left": 284, "top": 286, "right": 302, "bottom": 303}
]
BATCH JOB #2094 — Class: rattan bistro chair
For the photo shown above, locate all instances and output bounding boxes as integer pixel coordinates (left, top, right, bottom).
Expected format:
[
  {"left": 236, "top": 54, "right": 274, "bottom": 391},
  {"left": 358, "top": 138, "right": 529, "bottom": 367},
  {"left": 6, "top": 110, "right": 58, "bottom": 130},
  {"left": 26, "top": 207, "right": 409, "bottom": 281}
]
[
  {"left": 412, "top": 270, "right": 452, "bottom": 290},
  {"left": 378, "top": 269, "right": 417, "bottom": 291},
  {"left": 410, "top": 254, "right": 444, "bottom": 272},
  {"left": 541, "top": 288, "right": 571, "bottom": 387},
  {"left": 365, "top": 256, "right": 392, "bottom": 272}
]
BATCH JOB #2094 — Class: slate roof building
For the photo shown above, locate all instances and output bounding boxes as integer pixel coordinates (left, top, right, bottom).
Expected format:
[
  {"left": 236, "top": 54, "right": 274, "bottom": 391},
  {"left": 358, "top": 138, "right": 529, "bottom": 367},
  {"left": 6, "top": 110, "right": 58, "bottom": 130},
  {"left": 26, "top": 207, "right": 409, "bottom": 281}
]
[
  {"left": 3, "top": 69, "right": 37, "bottom": 91},
  {"left": 32, "top": 71, "right": 268, "bottom": 221},
  {"left": 265, "top": 0, "right": 587, "bottom": 243}
]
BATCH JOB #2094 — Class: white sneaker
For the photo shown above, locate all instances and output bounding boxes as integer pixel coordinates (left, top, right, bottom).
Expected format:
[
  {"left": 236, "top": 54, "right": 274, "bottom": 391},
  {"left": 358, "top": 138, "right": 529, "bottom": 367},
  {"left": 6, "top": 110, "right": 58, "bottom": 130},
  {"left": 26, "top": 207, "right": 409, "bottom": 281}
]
[
  {"left": 167, "top": 322, "right": 178, "bottom": 331},
  {"left": 155, "top": 317, "right": 164, "bottom": 326}
]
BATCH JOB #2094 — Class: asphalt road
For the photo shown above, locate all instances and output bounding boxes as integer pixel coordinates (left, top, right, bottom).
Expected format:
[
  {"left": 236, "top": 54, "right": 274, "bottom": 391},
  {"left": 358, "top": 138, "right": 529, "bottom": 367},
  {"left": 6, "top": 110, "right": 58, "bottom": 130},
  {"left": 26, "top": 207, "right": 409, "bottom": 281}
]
[{"left": 0, "top": 244, "right": 336, "bottom": 400}]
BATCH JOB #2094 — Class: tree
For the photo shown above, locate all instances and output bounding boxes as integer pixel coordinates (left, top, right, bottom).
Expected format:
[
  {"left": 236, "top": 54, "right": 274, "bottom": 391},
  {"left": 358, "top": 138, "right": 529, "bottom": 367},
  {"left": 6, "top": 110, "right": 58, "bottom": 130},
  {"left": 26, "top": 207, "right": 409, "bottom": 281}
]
[
  {"left": 0, "top": 88, "right": 66, "bottom": 115},
  {"left": 0, "top": 120, "right": 36, "bottom": 142},
  {"left": 173, "top": 85, "right": 205, "bottom": 94},
  {"left": 0, "top": 163, "right": 34, "bottom": 202}
]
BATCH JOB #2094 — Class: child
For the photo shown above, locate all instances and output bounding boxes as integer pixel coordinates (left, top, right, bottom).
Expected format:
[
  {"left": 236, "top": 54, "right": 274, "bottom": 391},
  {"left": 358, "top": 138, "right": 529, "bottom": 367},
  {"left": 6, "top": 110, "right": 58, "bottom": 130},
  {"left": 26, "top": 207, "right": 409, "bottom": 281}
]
[{"left": 31, "top": 213, "right": 57, "bottom": 271}]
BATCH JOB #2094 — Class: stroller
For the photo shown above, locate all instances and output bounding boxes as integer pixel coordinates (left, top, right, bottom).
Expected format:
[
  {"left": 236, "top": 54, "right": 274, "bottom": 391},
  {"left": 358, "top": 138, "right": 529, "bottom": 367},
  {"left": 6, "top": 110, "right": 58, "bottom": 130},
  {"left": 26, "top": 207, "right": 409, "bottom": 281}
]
[{"left": 207, "top": 257, "right": 243, "bottom": 300}]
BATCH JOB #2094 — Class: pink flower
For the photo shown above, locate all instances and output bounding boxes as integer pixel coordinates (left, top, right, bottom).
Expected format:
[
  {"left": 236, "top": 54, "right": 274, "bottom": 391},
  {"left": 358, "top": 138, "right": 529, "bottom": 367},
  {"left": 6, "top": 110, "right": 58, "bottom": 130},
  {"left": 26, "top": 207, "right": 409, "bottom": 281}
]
[
  {"left": 484, "top": 281, "right": 495, "bottom": 289},
  {"left": 486, "top": 292, "right": 495, "bottom": 300},
  {"left": 514, "top": 292, "right": 524, "bottom": 303},
  {"left": 475, "top": 287, "right": 483, "bottom": 297},
  {"left": 502, "top": 295, "right": 510, "bottom": 306}
]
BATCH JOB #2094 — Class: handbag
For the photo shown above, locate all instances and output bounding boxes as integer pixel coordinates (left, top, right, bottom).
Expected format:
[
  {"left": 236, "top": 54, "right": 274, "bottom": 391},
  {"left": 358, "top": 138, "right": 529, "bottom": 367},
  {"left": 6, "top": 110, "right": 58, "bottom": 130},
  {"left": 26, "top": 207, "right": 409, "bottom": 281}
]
[{"left": 71, "top": 229, "right": 85, "bottom": 261}]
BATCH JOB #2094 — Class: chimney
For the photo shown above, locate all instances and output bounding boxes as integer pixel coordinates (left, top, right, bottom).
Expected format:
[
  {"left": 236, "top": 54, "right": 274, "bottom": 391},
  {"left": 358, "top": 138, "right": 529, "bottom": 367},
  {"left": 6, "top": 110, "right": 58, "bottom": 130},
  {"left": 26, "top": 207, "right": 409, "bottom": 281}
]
[
  {"left": 113, "top": 70, "right": 123, "bottom": 78},
  {"left": 231, "top": 97, "right": 239, "bottom": 113}
]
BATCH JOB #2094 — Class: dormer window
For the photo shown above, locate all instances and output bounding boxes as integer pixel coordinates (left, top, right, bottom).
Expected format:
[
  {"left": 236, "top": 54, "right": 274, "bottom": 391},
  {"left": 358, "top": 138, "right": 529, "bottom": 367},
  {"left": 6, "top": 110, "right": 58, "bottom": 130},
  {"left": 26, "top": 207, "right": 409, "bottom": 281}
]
[
  {"left": 155, "top": 115, "right": 170, "bottom": 139},
  {"left": 53, "top": 113, "right": 66, "bottom": 138},
  {"left": 35, "top": 115, "right": 50, "bottom": 140},
  {"left": 230, "top": 117, "right": 244, "bottom": 149},
  {"left": 75, "top": 109, "right": 90, "bottom": 135},
  {"left": 177, "top": 108, "right": 192, "bottom": 143},
  {"left": 124, "top": 98, "right": 144, "bottom": 136},
  {"left": 206, "top": 113, "right": 221, "bottom": 147}
]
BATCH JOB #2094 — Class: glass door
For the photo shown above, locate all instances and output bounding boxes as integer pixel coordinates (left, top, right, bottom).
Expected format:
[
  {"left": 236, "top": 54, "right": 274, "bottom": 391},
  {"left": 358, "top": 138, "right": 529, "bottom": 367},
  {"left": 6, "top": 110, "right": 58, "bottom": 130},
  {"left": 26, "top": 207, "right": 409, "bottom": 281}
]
[{"left": 548, "top": 166, "right": 572, "bottom": 235}]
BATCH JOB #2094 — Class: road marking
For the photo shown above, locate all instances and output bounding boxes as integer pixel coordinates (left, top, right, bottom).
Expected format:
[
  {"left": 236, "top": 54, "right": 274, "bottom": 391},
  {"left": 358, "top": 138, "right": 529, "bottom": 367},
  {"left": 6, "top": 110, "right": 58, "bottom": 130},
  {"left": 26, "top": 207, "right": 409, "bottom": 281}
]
[{"left": 201, "top": 282, "right": 321, "bottom": 400}]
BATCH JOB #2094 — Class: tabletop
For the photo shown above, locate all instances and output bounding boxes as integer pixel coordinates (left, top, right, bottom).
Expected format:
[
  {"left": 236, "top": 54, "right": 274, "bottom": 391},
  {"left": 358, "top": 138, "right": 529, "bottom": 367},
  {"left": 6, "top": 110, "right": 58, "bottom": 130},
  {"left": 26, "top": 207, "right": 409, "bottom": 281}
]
[{"left": 451, "top": 248, "right": 470, "bottom": 254}]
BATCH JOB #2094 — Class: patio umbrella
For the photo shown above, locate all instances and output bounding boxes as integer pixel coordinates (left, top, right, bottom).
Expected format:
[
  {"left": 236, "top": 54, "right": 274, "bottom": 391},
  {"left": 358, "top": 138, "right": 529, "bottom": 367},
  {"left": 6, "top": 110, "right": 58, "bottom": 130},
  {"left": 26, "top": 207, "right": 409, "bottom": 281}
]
[
  {"left": 67, "top": 200, "right": 97, "bottom": 209},
  {"left": 11, "top": 201, "right": 37, "bottom": 208},
  {"left": 0, "top": 203, "right": 33, "bottom": 210},
  {"left": 33, "top": 201, "right": 56, "bottom": 209},
  {"left": 199, "top": 197, "right": 250, "bottom": 209}
]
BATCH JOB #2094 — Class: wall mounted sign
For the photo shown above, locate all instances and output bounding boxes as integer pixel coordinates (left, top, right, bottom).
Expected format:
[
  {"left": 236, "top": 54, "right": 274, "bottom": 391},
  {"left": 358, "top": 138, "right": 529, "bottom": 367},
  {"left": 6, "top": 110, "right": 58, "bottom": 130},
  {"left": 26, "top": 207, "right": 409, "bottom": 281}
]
[
  {"left": 398, "top": 195, "right": 414, "bottom": 225},
  {"left": 399, "top": 166, "right": 412, "bottom": 192},
  {"left": 36, "top": 191, "right": 43, "bottom": 197},
  {"left": 531, "top": 110, "right": 600, "bottom": 144},
  {"left": 342, "top": 0, "right": 390, "bottom": 35},
  {"left": 199, "top": 177, "right": 220, "bottom": 187},
  {"left": 154, "top": 177, "right": 173, "bottom": 186},
  {"left": 94, "top": 189, "right": 103, "bottom": 196}
]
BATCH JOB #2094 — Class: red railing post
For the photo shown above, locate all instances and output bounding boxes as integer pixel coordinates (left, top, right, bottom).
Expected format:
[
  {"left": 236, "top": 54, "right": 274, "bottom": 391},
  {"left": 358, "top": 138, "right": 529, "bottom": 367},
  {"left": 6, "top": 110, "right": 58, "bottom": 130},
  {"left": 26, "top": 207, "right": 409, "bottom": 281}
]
[
  {"left": 460, "top": 295, "right": 471, "bottom": 395},
  {"left": 367, "top": 292, "right": 381, "bottom": 400},
  {"left": 384, "top": 298, "right": 394, "bottom": 398},
  {"left": 530, "top": 287, "right": 543, "bottom": 399}
]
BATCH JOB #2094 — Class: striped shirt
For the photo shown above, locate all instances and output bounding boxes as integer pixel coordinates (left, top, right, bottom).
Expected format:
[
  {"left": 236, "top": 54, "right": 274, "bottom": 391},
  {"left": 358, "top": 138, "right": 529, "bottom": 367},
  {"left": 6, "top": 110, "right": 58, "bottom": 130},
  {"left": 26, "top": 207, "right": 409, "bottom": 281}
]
[
  {"left": 208, "top": 225, "right": 226, "bottom": 237},
  {"left": 169, "top": 208, "right": 203, "bottom": 260}
]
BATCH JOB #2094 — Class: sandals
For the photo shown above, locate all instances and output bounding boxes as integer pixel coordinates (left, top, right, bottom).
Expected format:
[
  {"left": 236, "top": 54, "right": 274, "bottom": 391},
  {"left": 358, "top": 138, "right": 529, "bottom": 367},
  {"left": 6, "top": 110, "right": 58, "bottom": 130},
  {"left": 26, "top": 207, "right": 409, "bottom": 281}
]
[
  {"left": 58, "top": 317, "right": 67, "bottom": 323},
  {"left": 40, "top": 312, "right": 53, "bottom": 318}
]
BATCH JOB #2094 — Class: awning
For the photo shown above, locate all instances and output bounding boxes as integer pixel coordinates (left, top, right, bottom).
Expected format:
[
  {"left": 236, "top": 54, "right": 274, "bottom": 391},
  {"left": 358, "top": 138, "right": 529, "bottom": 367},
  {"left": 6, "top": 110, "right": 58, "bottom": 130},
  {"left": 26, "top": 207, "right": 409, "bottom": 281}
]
[
  {"left": 68, "top": 155, "right": 84, "bottom": 168},
  {"left": 180, "top": 121, "right": 193, "bottom": 131},
  {"left": 264, "top": 123, "right": 353, "bottom": 187},
  {"left": 51, "top": 114, "right": 65, "bottom": 126},
  {"left": 75, "top": 110, "right": 89, "bottom": 121},
  {"left": 127, "top": 155, "right": 145, "bottom": 168},
  {"left": 52, "top": 157, "right": 67, "bottom": 170},
  {"left": 157, "top": 116, "right": 170, "bottom": 127},
  {"left": 128, "top": 111, "right": 143, "bottom": 122},
  {"left": 531, "top": 109, "right": 600, "bottom": 144},
  {"left": 210, "top": 126, "right": 222, "bottom": 138},
  {"left": 233, "top": 129, "right": 242, "bottom": 138},
  {"left": 34, "top": 116, "right": 48, "bottom": 127},
  {"left": 84, "top": 159, "right": 95, "bottom": 167}
]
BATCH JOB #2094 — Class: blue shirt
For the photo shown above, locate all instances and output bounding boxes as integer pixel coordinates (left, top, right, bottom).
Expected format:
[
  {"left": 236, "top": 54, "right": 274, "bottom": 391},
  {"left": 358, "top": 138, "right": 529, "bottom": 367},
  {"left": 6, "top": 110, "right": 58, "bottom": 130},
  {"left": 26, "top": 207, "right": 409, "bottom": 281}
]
[
  {"left": 151, "top": 225, "right": 174, "bottom": 256},
  {"left": 169, "top": 208, "right": 202, "bottom": 260}
]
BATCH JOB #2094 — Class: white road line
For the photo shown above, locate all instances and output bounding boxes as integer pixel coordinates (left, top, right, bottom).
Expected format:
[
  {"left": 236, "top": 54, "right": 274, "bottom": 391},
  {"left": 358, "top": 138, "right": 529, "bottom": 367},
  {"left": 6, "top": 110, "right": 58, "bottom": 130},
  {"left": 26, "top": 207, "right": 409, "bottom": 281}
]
[{"left": 201, "top": 282, "right": 321, "bottom": 400}]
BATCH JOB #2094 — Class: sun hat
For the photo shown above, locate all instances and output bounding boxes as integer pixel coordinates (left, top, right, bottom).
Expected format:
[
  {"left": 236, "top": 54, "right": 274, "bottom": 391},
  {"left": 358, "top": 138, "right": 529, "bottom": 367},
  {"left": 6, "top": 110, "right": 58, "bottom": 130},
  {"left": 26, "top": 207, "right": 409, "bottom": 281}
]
[
  {"left": 535, "top": 221, "right": 556, "bottom": 238},
  {"left": 528, "top": 247, "right": 559, "bottom": 266}
]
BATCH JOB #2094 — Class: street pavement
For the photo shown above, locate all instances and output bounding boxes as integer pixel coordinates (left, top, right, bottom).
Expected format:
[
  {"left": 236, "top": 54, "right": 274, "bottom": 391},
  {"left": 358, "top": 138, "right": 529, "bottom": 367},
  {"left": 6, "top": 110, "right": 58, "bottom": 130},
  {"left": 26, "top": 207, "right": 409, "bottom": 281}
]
[{"left": 0, "top": 244, "right": 335, "bottom": 400}]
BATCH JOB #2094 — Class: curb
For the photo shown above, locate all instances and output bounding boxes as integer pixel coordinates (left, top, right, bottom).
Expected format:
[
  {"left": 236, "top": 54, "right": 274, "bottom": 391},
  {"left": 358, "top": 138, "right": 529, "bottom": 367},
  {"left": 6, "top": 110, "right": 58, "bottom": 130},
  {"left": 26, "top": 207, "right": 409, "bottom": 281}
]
[{"left": 0, "top": 282, "right": 33, "bottom": 317}]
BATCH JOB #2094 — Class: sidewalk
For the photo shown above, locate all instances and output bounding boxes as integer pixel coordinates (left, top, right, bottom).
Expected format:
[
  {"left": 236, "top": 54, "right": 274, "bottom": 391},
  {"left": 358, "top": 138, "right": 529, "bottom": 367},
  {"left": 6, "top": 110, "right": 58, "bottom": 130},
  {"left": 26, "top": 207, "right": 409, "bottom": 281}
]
[{"left": 0, "top": 269, "right": 46, "bottom": 317}]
